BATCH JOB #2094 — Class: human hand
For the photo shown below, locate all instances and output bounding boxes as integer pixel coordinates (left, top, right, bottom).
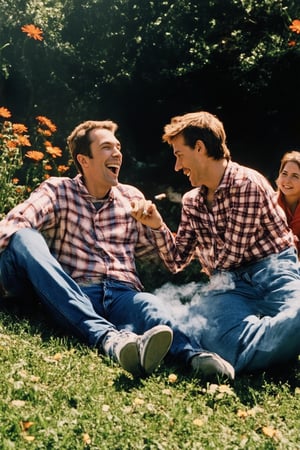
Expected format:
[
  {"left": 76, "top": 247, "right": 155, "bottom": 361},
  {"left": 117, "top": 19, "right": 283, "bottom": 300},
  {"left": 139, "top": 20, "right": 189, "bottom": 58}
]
[{"left": 131, "top": 199, "right": 164, "bottom": 230}]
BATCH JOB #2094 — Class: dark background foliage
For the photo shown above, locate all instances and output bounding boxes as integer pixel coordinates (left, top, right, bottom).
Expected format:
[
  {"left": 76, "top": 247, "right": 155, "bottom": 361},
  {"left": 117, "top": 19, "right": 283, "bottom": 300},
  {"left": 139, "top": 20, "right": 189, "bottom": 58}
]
[{"left": 1, "top": 0, "right": 300, "bottom": 288}]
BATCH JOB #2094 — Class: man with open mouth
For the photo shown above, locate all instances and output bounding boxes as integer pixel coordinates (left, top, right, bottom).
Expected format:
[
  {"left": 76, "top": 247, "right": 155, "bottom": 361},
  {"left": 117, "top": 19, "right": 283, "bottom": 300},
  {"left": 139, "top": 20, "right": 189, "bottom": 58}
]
[
  {"left": 0, "top": 119, "right": 233, "bottom": 381},
  {"left": 132, "top": 110, "right": 300, "bottom": 376}
]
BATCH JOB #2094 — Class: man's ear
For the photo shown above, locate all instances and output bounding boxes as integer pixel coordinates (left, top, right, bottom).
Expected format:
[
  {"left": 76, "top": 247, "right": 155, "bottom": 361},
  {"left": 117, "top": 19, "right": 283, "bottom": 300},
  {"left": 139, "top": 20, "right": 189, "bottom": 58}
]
[
  {"left": 195, "top": 140, "right": 205, "bottom": 152},
  {"left": 77, "top": 154, "right": 88, "bottom": 168}
]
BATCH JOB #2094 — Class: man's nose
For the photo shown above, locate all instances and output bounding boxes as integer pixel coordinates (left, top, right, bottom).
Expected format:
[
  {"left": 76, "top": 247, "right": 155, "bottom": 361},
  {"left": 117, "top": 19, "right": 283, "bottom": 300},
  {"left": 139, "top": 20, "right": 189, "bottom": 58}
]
[{"left": 174, "top": 159, "right": 182, "bottom": 172}]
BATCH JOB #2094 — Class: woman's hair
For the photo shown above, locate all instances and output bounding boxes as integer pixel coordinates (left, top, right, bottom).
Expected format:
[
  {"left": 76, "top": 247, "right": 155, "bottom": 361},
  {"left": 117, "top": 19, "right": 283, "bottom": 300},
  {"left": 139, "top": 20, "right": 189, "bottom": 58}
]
[
  {"left": 162, "top": 111, "right": 231, "bottom": 161},
  {"left": 279, "top": 150, "right": 300, "bottom": 174},
  {"left": 67, "top": 120, "right": 118, "bottom": 173}
]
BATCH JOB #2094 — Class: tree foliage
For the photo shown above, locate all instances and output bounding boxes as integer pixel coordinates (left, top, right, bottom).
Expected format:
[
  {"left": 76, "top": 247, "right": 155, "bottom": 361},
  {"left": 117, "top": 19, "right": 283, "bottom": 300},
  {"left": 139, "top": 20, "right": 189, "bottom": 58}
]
[
  {"left": 1, "top": 0, "right": 300, "bottom": 286},
  {"left": 0, "top": 0, "right": 300, "bottom": 185}
]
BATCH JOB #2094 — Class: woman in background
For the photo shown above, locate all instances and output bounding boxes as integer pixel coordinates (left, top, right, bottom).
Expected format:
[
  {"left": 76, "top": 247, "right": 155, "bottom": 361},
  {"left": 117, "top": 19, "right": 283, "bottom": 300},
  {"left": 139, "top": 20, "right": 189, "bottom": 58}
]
[{"left": 276, "top": 150, "right": 300, "bottom": 255}]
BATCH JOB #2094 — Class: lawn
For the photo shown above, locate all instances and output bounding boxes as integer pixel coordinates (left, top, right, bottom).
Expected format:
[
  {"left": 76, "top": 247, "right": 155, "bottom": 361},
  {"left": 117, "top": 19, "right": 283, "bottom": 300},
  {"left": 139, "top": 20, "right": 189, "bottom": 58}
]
[{"left": 0, "top": 300, "right": 299, "bottom": 450}]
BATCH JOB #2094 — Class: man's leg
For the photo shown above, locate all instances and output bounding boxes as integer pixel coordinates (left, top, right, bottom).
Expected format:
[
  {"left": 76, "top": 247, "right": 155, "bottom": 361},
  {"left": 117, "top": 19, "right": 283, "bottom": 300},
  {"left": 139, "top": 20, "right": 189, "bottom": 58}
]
[
  {"left": 233, "top": 248, "right": 300, "bottom": 372},
  {"left": 188, "top": 249, "right": 300, "bottom": 373},
  {"left": 101, "top": 280, "right": 234, "bottom": 379},
  {"left": 0, "top": 229, "right": 114, "bottom": 346},
  {"left": 0, "top": 229, "right": 170, "bottom": 377}
]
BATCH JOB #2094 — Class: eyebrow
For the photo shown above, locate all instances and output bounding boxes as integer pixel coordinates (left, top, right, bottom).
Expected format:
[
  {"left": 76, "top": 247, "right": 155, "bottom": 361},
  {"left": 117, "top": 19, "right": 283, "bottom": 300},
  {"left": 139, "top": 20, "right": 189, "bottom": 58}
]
[
  {"left": 282, "top": 170, "right": 300, "bottom": 176},
  {"left": 98, "top": 139, "right": 121, "bottom": 148},
  {"left": 173, "top": 149, "right": 181, "bottom": 155}
]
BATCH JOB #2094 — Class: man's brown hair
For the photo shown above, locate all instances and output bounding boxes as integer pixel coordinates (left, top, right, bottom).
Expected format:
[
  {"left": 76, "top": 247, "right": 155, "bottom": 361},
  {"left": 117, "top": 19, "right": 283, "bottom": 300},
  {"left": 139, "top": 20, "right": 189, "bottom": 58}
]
[
  {"left": 67, "top": 120, "right": 118, "bottom": 173},
  {"left": 162, "top": 111, "right": 231, "bottom": 161}
]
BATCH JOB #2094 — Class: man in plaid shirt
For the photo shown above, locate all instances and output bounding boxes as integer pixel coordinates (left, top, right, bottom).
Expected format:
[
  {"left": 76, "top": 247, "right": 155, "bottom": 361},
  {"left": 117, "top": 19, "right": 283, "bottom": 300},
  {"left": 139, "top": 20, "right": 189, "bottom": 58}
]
[
  {"left": 132, "top": 111, "right": 300, "bottom": 375},
  {"left": 0, "top": 119, "right": 234, "bottom": 380}
]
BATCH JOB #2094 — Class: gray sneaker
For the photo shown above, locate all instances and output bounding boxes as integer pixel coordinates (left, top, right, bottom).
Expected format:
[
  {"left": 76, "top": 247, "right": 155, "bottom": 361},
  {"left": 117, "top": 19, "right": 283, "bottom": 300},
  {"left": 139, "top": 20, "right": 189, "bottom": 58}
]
[
  {"left": 102, "top": 330, "right": 141, "bottom": 376},
  {"left": 138, "top": 325, "right": 173, "bottom": 375},
  {"left": 190, "top": 352, "right": 235, "bottom": 380}
]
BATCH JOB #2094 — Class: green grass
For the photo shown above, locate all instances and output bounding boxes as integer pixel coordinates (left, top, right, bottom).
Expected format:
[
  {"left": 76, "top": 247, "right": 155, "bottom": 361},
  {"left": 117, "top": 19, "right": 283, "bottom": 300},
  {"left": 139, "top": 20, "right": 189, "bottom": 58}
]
[{"left": 0, "top": 303, "right": 299, "bottom": 450}]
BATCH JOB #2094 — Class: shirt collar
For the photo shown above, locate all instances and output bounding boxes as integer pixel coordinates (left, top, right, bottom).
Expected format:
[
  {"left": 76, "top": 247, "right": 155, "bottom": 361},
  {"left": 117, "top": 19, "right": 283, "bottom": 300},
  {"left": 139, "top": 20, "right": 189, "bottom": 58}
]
[
  {"left": 198, "top": 160, "right": 233, "bottom": 197},
  {"left": 74, "top": 174, "right": 115, "bottom": 202}
]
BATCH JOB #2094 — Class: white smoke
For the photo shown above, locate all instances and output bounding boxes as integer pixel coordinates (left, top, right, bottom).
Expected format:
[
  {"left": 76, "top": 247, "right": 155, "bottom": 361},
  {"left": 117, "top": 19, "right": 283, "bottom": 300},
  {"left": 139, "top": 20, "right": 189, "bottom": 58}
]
[{"left": 153, "top": 273, "right": 236, "bottom": 337}]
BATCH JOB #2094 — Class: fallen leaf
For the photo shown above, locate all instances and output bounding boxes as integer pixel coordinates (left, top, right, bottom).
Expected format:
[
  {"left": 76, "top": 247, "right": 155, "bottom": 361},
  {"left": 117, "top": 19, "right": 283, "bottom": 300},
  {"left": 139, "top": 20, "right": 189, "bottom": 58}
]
[
  {"left": 22, "top": 434, "right": 35, "bottom": 442},
  {"left": 193, "top": 418, "right": 204, "bottom": 427},
  {"left": 162, "top": 388, "right": 172, "bottom": 396},
  {"left": 11, "top": 400, "right": 26, "bottom": 407},
  {"left": 133, "top": 397, "right": 144, "bottom": 405},
  {"left": 82, "top": 433, "right": 91, "bottom": 444},
  {"left": 237, "top": 409, "right": 248, "bottom": 419},
  {"left": 168, "top": 373, "right": 178, "bottom": 383},
  {"left": 261, "top": 426, "right": 281, "bottom": 440},
  {"left": 20, "top": 421, "right": 34, "bottom": 431}
]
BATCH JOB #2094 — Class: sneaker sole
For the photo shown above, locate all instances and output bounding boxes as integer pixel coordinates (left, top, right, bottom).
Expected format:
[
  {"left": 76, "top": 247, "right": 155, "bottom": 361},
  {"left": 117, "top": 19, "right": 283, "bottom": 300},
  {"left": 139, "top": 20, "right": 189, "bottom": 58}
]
[
  {"left": 192, "top": 353, "right": 235, "bottom": 380},
  {"left": 118, "top": 342, "right": 141, "bottom": 377},
  {"left": 141, "top": 329, "right": 173, "bottom": 375}
]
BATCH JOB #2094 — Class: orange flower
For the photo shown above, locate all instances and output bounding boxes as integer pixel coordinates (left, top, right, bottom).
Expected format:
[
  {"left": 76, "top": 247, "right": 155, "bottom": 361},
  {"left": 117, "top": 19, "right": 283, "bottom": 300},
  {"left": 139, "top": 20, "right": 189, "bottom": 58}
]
[
  {"left": 12, "top": 178, "right": 19, "bottom": 184},
  {"left": 6, "top": 140, "right": 18, "bottom": 148},
  {"left": 37, "top": 127, "right": 52, "bottom": 136},
  {"left": 288, "top": 40, "right": 297, "bottom": 47},
  {"left": 25, "top": 150, "right": 44, "bottom": 161},
  {"left": 44, "top": 164, "right": 52, "bottom": 171},
  {"left": 36, "top": 116, "right": 57, "bottom": 133},
  {"left": 16, "top": 135, "right": 31, "bottom": 146},
  {"left": 46, "top": 146, "right": 62, "bottom": 158},
  {"left": 13, "top": 123, "right": 28, "bottom": 134},
  {"left": 21, "top": 24, "right": 43, "bottom": 41},
  {"left": 0, "top": 107, "right": 11, "bottom": 118},
  {"left": 289, "top": 19, "right": 300, "bottom": 34},
  {"left": 57, "top": 165, "right": 69, "bottom": 173}
]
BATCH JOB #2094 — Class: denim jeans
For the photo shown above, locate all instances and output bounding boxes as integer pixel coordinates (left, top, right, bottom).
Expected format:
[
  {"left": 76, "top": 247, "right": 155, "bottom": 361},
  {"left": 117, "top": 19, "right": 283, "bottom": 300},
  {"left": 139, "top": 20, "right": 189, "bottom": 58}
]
[
  {"left": 187, "top": 247, "right": 300, "bottom": 372},
  {"left": 0, "top": 228, "right": 200, "bottom": 364}
]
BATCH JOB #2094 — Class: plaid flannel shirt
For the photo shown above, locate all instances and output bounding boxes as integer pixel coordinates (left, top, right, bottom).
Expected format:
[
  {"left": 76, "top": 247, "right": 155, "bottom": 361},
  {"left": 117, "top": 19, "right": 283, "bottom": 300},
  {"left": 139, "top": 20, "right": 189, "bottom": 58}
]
[
  {"left": 151, "top": 161, "right": 294, "bottom": 275},
  {"left": 0, "top": 175, "right": 161, "bottom": 290}
]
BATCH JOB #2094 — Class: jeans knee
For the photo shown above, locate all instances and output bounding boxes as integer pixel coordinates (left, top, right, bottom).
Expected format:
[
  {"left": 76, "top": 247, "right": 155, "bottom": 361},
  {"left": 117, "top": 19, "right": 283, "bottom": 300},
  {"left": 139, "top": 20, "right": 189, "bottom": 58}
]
[
  {"left": 11, "top": 228, "right": 39, "bottom": 245},
  {"left": 9, "top": 228, "right": 48, "bottom": 264},
  {"left": 11, "top": 228, "right": 46, "bottom": 252}
]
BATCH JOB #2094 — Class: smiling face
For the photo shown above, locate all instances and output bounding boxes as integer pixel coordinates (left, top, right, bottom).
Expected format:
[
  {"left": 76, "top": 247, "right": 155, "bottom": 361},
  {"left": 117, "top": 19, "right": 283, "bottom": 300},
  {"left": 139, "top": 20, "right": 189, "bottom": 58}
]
[
  {"left": 172, "top": 133, "right": 208, "bottom": 187},
  {"left": 277, "top": 161, "right": 300, "bottom": 201},
  {"left": 77, "top": 127, "right": 122, "bottom": 198}
]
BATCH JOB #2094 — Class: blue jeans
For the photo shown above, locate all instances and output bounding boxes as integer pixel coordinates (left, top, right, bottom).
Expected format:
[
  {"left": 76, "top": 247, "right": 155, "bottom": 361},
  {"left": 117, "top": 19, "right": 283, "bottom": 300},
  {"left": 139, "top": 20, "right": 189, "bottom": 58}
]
[
  {"left": 188, "top": 247, "right": 300, "bottom": 372},
  {"left": 0, "top": 228, "right": 200, "bottom": 364}
]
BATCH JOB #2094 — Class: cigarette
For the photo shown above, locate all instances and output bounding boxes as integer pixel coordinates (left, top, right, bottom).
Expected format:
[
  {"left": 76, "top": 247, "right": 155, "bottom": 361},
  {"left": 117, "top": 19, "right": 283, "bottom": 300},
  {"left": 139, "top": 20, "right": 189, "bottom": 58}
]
[
  {"left": 131, "top": 202, "right": 138, "bottom": 213},
  {"left": 154, "top": 193, "right": 167, "bottom": 200}
]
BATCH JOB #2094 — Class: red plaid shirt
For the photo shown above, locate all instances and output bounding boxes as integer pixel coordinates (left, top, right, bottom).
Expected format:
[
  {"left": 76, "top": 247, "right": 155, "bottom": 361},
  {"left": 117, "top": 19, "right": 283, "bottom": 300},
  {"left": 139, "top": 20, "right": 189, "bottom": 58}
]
[
  {"left": 0, "top": 175, "right": 160, "bottom": 290},
  {"left": 152, "top": 161, "right": 295, "bottom": 275}
]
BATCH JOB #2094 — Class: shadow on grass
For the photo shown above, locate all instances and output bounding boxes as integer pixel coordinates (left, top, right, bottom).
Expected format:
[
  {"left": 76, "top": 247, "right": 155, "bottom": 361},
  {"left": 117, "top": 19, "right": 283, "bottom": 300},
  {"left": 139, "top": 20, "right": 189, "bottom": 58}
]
[
  {"left": 0, "top": 294, "right": 82, "bottom": 346},
  {"left": 233, "top": 358, "right": 300, "bottom": 406},
  {"left": 1, "top": 294, "right": 299, "bottom": 399}
]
